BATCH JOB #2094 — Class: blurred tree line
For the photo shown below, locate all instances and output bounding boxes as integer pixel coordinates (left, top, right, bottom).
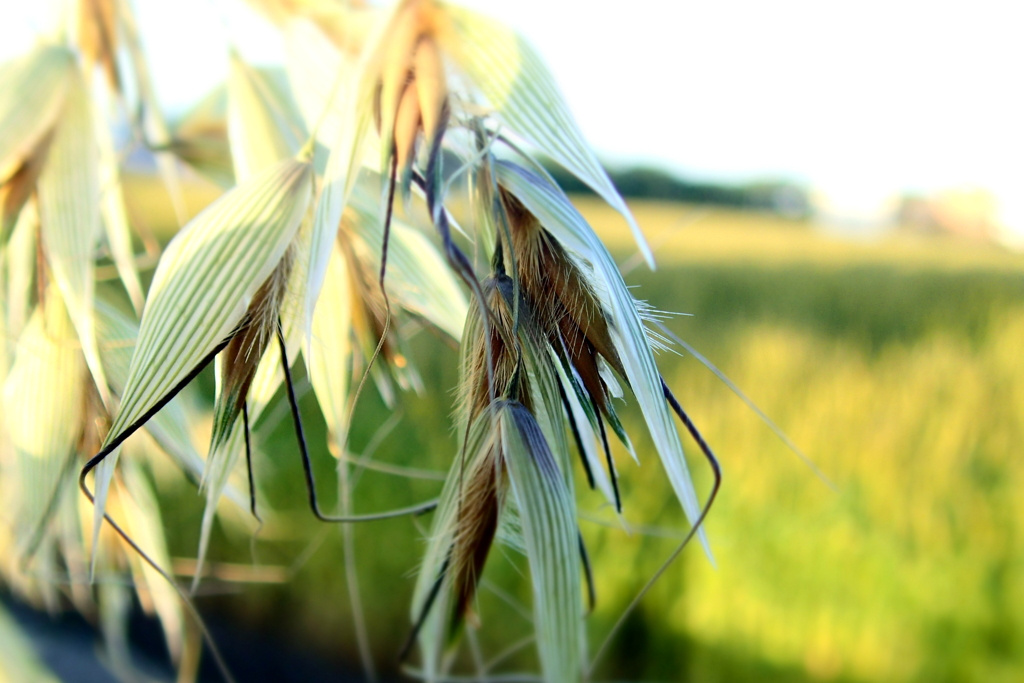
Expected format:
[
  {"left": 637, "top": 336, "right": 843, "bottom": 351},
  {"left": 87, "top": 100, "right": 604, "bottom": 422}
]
[{"left": 544, "top": 162, "right": 811, "bottom": 218}]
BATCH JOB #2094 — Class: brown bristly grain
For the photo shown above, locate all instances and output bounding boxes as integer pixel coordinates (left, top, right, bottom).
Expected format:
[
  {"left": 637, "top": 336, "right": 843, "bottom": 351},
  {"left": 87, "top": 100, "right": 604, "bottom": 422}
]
[
  {"left": 218, "top": 244, "right": 295, "bottom": 426},
  {"left": 499, "top": 188, "right": 627, "bottom": 412}
]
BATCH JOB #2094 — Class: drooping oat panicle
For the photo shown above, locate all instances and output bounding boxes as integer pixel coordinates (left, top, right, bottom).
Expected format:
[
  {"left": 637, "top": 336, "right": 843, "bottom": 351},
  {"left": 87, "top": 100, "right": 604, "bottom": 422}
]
[
  {"left": 407, "top": 401, "right": 494, "bottom": 677},
  {"left": 200, "top": 50, "right": 307, "bottom": 473},
  {"left": 0, "top": 3, "right": 730, "bottom": 682},
  {"left": 498, "top": 189, "right": 625, "bottom": 412},
  {"left": 194, "top": 209, "right": 314, "bottom": 588},
  {"left": 492, "top": 186, "right": 632, "bottom": 508},
  {"left": 495, "top": 159, "right": 712, "bottom": 555},
  {"left": 410, "top": 400, "right": 585, "bottom": 683},
  {"left": 407, "top": 275, "right": 521, "bottom": 671},
  {"left": 409, "top": 270, "right": 587, "bottom": 682},
  {"left": 372, "top": 0, "right": 450, "bottom": 184},
  {"left": 447, "top": 422, "right": 504, "bottom": 631}
]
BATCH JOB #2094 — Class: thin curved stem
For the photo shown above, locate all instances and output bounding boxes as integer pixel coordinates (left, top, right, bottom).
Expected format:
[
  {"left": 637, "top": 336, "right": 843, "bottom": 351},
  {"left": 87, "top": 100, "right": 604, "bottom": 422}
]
[
  {"left": 242, "top": 401, "right": 262, "bottom": 525},
  {"left": 578, "top": 531, "right": 596, "bottom": 614},
  {"left": 588, "top": 378, "right": 722, "bottom": 677},
  {"left": 400, "top": 554, "right": 451, "bottom": 662},
  {"left": 276, "top": 325, "right": 439, "bottom": 523},
  {"left": 342, "top": 153, "right": 397, "bottom": 457}
]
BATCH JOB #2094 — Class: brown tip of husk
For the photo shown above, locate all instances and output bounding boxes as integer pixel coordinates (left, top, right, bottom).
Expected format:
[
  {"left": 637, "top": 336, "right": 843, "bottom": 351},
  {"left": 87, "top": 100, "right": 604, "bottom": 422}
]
[
  {"left": 393, "top": 80, "right": 421, "bottom": 177},
  {"left": 413, "top": 36, "right": 447, "bottom": 146},
  {"left": 449, "top": 444, "right": 504, "bottom": 633},
  {"left": 1, "top": 131, "right": 53, "bottom": 237},
  {"left": 78, "top": 0, "right": 121, "bottom": 91},
  {"left": 211, "top": 246, "right": 294, "bottom": 445}
]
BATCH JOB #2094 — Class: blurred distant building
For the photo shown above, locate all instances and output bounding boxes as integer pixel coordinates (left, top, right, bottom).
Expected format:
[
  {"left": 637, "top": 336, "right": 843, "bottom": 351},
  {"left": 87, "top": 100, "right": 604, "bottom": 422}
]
[{"left": 898, "top": 188, "right": 1003, "bottom": 242}]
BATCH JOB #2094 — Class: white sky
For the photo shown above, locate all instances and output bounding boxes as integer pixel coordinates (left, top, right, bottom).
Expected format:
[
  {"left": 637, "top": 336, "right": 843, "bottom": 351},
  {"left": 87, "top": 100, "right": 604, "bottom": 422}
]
[{"left": 3, "top": 0, "right": 1022, "bottom": 231}]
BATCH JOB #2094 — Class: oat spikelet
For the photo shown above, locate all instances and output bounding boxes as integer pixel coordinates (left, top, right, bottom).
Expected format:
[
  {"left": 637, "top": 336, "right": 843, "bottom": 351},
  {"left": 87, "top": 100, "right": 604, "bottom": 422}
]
[
  {"left": 336, "top": 217, "right": 400, "bottom": 371},
  {"left": 210, "top": 244, "right": 295, "bottom": 447},
  {"left": 372, "top": 0, "right": 449, "bottom": 196},
  {"left": 377, "top": 1, "right": 423, "bottom": 146},
  {"left": 499, "top": 188, "right": 626, "bottom": 414},
  {"left": 457, "top": 276, "right": 522, "bottom": 427},
  {"left": 448, "top": 437, "right": 504, "bottom": 631}
]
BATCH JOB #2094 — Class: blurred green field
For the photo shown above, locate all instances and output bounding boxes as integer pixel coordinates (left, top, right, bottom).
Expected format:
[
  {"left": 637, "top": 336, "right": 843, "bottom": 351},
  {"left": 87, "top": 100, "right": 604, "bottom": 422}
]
[{"left": 148, "top": 190, "right": 1024, "bottom": 682}]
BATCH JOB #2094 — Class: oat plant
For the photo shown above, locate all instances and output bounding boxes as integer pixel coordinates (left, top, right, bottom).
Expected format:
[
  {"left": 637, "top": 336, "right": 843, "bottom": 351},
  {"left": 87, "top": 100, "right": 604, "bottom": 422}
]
[{"left": 0, "top": 2, "right": 723, "bottom": 682}]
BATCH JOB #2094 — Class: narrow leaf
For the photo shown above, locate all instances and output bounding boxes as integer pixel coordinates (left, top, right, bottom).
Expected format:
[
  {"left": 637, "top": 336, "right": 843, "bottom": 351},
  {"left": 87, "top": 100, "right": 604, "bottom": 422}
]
[
  {"left": 5, "top": 201, "right": 37, "bottom": 343},
  {"left": 301, "top": 6, "right": 389, "bottom": 356},
  {"left": 37, "top": 66, "right": 110, "bottom": 407},
  {"left": 94, "top": 87, "right": 145, "bottom": 314},
  {"left": 440, "top": 5, "right": 653, "bottom": 267},
  {"left": 308, "top": 241, "right": 353, "bottom": 447},
  {"left": 501, "top": 401, "right": 585, "bottom": 683},
  {"left": 227, "top": 52, "right": 303, "bottom": 182}
]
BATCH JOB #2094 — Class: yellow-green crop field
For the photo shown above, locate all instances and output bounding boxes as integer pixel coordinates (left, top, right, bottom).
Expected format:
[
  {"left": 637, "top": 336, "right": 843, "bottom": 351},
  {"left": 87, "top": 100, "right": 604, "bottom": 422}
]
[
  {"left": 574, "top": 199, "right": 1024, "bottom": 683},
  {"left": 141, "top": 181, "right": 1024, "bottom": 682}
]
